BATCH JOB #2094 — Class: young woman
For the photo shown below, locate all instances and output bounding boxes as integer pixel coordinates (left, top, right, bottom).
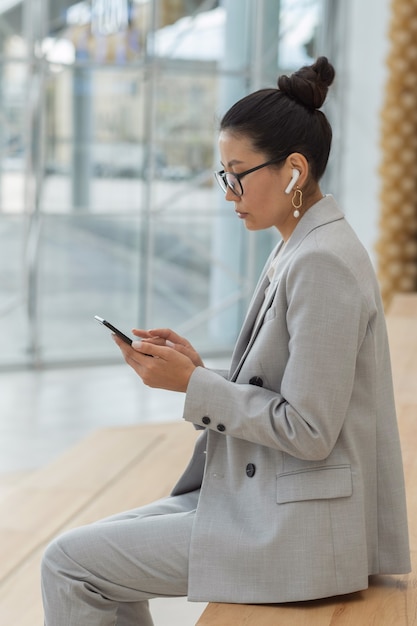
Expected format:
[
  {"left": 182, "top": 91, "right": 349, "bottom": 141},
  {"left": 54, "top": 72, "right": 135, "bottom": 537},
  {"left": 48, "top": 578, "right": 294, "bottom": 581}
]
[{"left": 42, "top": 57, "right": 410, "bottom": 625}]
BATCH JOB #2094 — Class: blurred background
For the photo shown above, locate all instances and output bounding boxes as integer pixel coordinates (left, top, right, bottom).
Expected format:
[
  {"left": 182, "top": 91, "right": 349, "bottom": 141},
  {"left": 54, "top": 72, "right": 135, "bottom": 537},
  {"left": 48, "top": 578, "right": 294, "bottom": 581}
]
[
  {"left": 0, "top": 0, "right": 400, "bottom": 370},
  {"left": 0, "top": 0, "right": 416, "bottom": 473}
]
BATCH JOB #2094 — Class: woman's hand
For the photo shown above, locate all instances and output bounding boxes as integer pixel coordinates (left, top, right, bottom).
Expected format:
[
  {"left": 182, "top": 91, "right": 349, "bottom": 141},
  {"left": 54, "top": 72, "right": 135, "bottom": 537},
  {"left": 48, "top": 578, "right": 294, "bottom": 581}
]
[
  {"left": 133, "top": 328, "right": 205, "bottom": 368},
  {"left": 113, "top": 328, "right": 202, "bottom": 392}
]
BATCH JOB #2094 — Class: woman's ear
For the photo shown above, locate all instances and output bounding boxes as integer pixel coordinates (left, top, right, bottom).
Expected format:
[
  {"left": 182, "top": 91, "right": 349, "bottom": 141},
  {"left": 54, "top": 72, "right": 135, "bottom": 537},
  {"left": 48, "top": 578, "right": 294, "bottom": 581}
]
[{"left": 286, "top": 153, "right": 309, "bottom": 188}]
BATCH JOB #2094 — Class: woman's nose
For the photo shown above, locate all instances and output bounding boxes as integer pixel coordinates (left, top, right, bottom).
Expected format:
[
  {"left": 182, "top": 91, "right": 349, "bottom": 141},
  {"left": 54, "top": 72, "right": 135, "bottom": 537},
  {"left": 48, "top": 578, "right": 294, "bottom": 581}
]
[{"left": 225, "top": 187, "right": 240, "bottom": 202}]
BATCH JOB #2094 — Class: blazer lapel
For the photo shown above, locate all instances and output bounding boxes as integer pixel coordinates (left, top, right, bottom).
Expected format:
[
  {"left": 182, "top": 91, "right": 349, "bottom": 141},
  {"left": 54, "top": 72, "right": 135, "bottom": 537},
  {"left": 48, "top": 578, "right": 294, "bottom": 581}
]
[{"left": 229, "top": 243, "right": 282, "bottom": 380}]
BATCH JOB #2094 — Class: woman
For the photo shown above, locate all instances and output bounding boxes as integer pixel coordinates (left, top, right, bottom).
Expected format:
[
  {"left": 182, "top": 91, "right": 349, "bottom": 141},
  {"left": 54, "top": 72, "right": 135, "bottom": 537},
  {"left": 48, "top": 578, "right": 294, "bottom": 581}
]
[{"left": 42, "top": 57, "right": 410, "bottom": 625}]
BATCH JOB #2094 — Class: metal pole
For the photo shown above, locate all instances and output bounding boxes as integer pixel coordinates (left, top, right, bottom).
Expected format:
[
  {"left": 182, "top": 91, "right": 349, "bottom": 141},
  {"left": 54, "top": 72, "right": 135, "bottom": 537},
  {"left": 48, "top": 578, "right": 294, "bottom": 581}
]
[
  {"left": 138, "top": 0, "right": 158, "bottom": 328},
  {"left": 24, "top": 0, "right": 48, "bottom": 366}
]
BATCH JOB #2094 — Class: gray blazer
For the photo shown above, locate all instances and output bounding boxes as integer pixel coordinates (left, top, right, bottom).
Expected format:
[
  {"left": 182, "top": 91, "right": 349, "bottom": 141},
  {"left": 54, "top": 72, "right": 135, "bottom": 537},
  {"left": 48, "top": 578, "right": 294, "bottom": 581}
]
[{"left": 172, "top": 195, "right": 411, "bottom": 603}]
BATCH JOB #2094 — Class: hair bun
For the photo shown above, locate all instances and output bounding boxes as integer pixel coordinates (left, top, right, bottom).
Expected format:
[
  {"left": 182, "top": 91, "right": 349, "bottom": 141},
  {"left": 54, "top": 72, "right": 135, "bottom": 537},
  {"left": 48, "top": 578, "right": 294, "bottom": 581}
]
[{"left": 277, "top": 56, "right": 335, "bottom": 110}]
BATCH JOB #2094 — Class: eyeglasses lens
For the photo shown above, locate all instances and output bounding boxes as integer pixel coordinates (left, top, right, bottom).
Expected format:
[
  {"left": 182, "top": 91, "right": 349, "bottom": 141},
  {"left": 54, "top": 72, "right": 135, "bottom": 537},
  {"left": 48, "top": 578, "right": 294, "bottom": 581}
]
[
  {"left": 225, "top": 173, "right": 241, "bottom": 196},
  {"left": 218, "top": 173, "right": 243, "bottom": 197},
  {"left": 214, "top": 171, "right": 242, "bottom": 196}
]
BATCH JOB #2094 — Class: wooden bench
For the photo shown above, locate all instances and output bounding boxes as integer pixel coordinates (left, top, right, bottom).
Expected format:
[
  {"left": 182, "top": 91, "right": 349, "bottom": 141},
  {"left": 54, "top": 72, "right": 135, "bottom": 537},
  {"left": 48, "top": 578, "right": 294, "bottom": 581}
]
[
  {"left": 0, "top": 293, "right": 416, "bottom": 625},
  {"left": 0, "top": 421, "right": 200, "bottom": 625},
  {"left": 196, "top": 293, "right": 417, "bottom": 625}
]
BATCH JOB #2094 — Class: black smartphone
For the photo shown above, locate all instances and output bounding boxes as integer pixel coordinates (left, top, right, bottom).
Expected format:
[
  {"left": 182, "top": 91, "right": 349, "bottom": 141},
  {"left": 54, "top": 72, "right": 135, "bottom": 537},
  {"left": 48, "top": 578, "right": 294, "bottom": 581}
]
[{"left": 94, "top": 316, "right": 133, "bottom": 345}]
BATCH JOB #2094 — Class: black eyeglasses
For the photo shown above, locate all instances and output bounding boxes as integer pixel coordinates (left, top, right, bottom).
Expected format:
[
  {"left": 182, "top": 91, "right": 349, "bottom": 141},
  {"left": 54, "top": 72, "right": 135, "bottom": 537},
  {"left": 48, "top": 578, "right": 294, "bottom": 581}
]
[{"left": 214, "top": 157, "right": 282, "bottom": 197}]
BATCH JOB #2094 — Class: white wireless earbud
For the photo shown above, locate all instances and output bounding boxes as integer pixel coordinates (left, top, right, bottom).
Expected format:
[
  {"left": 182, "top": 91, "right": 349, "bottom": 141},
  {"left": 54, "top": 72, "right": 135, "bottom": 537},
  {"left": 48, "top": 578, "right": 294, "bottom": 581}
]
[{"left": 284, "top": 169, "right": 300, "bottom": 195}]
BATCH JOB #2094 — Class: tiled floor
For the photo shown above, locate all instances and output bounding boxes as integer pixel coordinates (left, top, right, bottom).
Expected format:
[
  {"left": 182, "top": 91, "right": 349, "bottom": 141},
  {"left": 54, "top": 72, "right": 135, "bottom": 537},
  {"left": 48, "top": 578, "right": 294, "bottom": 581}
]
[{"left": 0, "top": 357, "right": 228, "bottom": 624}]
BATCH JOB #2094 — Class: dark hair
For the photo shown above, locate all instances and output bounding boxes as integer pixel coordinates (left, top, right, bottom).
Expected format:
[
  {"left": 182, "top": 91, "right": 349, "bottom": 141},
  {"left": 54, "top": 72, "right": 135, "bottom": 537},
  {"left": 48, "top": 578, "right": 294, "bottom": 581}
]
[{"left": 220, "top": 57, "right": 335, "bottom": 182}]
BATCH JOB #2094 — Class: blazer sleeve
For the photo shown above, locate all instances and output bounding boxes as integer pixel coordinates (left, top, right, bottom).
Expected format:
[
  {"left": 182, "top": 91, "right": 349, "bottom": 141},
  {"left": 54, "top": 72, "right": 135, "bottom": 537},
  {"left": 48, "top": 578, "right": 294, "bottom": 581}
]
[{"left": 183, "top": 243, "right": 371, "bottom": 461}]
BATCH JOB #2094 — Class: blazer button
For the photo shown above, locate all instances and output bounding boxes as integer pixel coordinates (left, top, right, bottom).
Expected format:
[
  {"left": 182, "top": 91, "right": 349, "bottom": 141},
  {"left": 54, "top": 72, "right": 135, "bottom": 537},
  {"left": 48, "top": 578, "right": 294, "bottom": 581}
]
[
  {"left": 246, "top": 463, "right": 256, "bottom": 478},
  {"left": 249, "top": 376, "right": 263, "bottom": 387},
  {"left": 202, "top": 416, "right": 211, "bottom": 425},
  {"left": 217, "top": 423, "right": 226, "bottom": 432}
]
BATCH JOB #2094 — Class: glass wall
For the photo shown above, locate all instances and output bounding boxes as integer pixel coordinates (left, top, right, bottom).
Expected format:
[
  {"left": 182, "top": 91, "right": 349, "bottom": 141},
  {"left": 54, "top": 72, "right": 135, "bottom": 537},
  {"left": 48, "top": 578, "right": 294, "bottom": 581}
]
[{"left": 0, "top": 0, "right": 326, "bottom": 368}]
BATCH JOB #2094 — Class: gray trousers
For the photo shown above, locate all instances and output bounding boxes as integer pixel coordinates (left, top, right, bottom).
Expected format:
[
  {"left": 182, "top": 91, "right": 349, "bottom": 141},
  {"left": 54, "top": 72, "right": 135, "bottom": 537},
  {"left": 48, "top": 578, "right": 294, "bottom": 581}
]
[{"left": 41, "top": 489, "right": 199, "bottom": 626}]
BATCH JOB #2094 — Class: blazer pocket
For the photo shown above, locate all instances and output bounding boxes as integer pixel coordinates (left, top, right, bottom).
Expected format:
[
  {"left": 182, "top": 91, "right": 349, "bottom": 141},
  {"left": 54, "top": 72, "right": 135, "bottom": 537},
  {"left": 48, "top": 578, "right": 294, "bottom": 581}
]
[{"left": 276, "top": 465, "right": 352, "bottom": 504}]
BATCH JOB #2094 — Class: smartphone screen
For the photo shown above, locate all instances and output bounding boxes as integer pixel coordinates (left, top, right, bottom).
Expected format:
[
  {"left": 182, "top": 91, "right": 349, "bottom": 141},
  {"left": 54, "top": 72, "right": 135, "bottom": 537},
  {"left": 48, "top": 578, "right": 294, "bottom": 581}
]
[{"left": 94, "top": 316, "right": 132, "bottom": 345}]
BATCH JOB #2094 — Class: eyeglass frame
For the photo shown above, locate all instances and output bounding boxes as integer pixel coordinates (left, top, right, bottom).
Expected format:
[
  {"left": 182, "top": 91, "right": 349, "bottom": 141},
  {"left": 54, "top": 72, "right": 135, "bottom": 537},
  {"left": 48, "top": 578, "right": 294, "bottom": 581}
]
[{"left": 214, "top": 157, "right": 284, "bottom": 197}]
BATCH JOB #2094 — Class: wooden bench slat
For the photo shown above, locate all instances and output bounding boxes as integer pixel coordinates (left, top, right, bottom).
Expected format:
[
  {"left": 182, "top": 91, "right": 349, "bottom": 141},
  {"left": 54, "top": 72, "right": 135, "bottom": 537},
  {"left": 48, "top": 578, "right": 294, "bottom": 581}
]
[
  {"left": 61, "top": 419, "right": 200, "bottom": 526},
  {"left": 386, "top": 318, "right": 417, "bottom": 404},
  {"left": 385, "top": 293, "right": 417, "bottom": 318},
  {"left": 22, "top": 423, "right": 168, "bottom": 489},
  {"left": 397, "top": 405, "right": 417, "bottom": 550},
  {"left": 196, "top": 602, "right": 336, "bottom": 626},
  {"left": 0, "top": 471, "right": 31, "bottom": 502}
]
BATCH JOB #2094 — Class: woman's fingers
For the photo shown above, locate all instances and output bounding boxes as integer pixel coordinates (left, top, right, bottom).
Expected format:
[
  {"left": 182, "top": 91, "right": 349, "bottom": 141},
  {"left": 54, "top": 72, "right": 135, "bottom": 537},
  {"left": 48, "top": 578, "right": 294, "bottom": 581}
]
[
  {"left": 113, "top": 334, "right": 195, "bottom": 391},
  {"left": 129, "top": 328, "right": 204, "bottom": 368}
]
